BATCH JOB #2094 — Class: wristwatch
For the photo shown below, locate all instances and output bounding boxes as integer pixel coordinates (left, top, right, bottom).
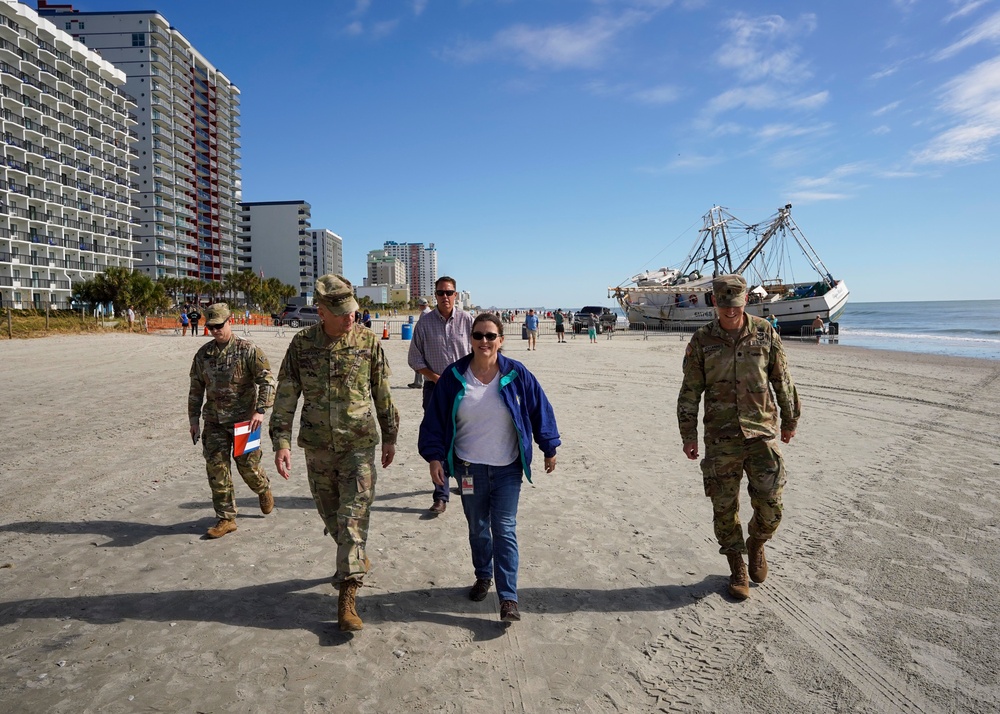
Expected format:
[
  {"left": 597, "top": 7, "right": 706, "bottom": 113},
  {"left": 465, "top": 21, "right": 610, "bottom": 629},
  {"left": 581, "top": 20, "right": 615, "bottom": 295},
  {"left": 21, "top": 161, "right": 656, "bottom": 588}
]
[{"left": 255, "top": 407, "right": 266, "bottom": 414}]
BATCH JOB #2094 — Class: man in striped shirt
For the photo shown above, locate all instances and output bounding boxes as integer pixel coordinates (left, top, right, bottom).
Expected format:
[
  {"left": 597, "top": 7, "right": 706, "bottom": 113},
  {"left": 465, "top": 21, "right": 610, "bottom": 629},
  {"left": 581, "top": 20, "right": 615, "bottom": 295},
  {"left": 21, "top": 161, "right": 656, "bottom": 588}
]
[{"left": 408, "top": 276, "right": 473, "bottom": 515}]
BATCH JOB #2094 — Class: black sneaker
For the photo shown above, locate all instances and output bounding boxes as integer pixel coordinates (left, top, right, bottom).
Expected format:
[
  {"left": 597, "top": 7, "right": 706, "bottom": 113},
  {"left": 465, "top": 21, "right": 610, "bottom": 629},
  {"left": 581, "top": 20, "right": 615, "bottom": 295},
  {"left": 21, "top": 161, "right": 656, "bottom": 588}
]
[
  {"left": 469, "top": 578, "right": 492, "bottom": 601},
  {"left": 500, "top": 600, "right": 520, "bottom": 621}
]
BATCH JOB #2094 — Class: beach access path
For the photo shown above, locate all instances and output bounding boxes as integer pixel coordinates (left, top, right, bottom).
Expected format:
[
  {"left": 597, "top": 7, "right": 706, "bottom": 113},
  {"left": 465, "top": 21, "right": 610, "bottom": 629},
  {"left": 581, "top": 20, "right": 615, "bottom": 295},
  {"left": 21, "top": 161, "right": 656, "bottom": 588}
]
[{"left": 1, "top": 331, "right": 998, "bottom": 713}]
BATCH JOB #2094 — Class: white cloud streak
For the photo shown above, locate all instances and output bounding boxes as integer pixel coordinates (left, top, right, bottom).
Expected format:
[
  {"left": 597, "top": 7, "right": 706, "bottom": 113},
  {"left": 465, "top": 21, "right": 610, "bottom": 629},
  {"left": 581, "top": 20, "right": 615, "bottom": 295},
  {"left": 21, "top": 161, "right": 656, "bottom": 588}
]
[
  {"left": 934, "top": 10, "right": 1000, "bottom": 60},
  {"left": 914, "top": 55, "right": 1000, "bottom": 164},
  {"left": 443, "top": 10, "right": 652, "bottom": 69}
]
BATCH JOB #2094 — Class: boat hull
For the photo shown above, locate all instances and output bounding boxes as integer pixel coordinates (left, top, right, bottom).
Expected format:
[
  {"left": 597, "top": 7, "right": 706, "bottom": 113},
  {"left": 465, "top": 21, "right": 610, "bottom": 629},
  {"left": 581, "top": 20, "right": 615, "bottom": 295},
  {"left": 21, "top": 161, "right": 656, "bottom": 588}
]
[{"left": 626, "top": 281, "right": 850, "bottom": 333}]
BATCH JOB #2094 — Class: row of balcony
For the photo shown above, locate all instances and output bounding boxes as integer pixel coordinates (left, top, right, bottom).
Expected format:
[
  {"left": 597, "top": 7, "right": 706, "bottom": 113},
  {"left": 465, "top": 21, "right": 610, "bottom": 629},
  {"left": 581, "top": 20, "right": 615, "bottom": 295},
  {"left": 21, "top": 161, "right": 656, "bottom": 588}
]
[
  {"left": 3, "top": 112, "right": 132, "bottom": 169},
  {"left": 1, "top": 182, "right": 136, "bottom": 223},
  {"left": 0, "top": 226, "right": 134, "bottom": 256},
  {"left": 1, "top": 83, "right": 133, "bottom": 152},
  {"left": 0, "top": 62, "right": 131, "bottom": 135},
  {"left": 0, "top": 13, "right": 135, "bottom": 104},
  {"left": 4, "top": 135, "right": 136, "bottom": 188},
  {"left": 0, "top": 36, "right": 134, "bottom": 117}
]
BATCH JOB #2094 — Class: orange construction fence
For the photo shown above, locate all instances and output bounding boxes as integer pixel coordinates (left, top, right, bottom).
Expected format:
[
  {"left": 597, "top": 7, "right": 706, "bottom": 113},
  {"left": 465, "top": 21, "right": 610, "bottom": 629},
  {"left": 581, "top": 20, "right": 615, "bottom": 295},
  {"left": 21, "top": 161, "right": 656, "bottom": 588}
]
[{"left": 146, "top": 313, "right": 276, "bottom": 332}]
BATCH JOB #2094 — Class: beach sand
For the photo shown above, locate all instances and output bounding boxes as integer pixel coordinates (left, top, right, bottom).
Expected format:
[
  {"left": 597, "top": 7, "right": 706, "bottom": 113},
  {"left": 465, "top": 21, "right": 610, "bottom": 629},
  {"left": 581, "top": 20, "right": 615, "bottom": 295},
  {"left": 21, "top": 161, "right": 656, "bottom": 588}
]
[{"left": 1, "top": 329, "right": 998, "bottom": 713}]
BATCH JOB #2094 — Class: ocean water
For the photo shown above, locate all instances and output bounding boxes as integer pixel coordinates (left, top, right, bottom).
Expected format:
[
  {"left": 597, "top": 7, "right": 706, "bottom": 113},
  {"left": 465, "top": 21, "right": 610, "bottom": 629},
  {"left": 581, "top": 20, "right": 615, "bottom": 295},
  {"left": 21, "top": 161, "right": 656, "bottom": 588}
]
[{"left": 832, "top": 300, "right": 1000, "bottom": 361}]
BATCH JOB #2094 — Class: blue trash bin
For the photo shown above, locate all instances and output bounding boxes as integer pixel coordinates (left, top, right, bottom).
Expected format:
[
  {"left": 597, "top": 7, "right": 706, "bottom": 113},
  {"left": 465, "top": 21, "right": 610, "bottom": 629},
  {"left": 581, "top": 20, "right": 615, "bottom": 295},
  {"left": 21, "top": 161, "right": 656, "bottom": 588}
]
[{"left": 401, "top": 323, "right": 413, "bottom": 340}]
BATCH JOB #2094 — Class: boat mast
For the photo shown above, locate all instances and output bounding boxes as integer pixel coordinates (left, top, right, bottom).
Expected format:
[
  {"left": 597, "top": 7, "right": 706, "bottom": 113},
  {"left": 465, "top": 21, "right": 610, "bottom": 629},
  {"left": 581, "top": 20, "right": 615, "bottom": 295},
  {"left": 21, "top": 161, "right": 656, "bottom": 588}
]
[{"left": 733, "top": 204, "right": 790, "bottom": 276}]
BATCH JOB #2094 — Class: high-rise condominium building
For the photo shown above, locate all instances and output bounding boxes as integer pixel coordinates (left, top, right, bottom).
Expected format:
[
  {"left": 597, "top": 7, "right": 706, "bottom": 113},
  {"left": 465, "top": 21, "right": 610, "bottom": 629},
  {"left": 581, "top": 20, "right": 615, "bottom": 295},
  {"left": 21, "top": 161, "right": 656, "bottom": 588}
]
[
  {"left": 308, "top": 228, "right": 342, "bottom": 279},
  {"left": 365, "top": 248, "right": 405, "bottom": 287},
  {"left": 381, "top": 240, "right": 436, "bottom": 300},
  {"left": 239, "top": 200, "right": 313, "bottom": 300},
  {"left": 0, "top": 0, "right": 138, "bottom": 309},
  {"left": 39, "top": 3, "right": 241, "bottom": 284}
]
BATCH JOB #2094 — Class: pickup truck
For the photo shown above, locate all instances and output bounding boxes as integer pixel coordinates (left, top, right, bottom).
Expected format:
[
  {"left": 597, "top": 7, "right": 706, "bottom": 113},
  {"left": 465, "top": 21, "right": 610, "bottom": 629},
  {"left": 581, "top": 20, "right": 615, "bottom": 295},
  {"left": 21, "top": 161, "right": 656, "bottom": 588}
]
[{"left": 572, "top": 306, "right": 617, "bottom": 334}]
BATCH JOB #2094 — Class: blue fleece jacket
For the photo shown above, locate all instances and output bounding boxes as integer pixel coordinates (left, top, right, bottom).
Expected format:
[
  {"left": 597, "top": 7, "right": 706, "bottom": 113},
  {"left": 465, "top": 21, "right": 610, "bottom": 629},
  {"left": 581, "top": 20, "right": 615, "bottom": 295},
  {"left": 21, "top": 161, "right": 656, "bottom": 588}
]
[{"left": 418, "top": 352, "right": 560, "bottom": 482}]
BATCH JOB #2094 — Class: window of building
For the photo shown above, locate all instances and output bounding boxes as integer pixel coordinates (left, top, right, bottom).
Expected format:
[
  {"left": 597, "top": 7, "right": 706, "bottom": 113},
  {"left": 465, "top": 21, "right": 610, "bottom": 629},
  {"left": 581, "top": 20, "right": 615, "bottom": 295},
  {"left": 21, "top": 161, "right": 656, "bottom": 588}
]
[{"left": 132, "top": 33, "right": 145, "bottom": 47}]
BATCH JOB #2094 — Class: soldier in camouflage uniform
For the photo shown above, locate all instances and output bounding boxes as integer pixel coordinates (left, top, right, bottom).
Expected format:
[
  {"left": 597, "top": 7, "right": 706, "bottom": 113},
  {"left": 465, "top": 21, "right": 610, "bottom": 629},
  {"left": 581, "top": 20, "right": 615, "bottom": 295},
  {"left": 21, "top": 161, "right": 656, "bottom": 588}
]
[
  {"left": 270, "top": 275, "right": 399, "bottom": 632},
  {"left": 189, "top": 303, "right": 277, "bottom": 539},
  {"left": 677, "top": 274, "right": 801, "bottom": 600}
]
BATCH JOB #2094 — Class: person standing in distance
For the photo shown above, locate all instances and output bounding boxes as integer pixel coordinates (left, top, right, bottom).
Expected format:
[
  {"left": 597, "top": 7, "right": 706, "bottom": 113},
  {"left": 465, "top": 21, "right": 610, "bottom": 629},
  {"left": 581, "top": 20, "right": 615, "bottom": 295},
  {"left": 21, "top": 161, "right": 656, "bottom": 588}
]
[
  {"left": 188, "top": 303, "right": 276, "bottom": 539},
  {"left": 408, "top": 297, "right": 434, "bottom": 389},
  {"left": 187, "top": 305, "right": 201, "bottom": 337},
  {"left": 677, "top": 274, "right": 800, "bottom": 600},
  {"left": 407, "top": 276, "right": 473, "bottom": 515},
  {"left": 523, "top": 309, "right": 539, "bottom": 350},
  {"left": 270, "top": 275, "right": 399, "bottom": 632}
]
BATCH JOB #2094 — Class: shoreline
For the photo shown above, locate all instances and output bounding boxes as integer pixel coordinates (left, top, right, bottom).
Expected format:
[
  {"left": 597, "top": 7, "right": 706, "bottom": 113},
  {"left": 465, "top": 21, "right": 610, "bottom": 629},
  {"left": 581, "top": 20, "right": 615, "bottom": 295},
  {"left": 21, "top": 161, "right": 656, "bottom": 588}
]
[{"left": 1, "top": 332, "right": 998, "bottom": 712}]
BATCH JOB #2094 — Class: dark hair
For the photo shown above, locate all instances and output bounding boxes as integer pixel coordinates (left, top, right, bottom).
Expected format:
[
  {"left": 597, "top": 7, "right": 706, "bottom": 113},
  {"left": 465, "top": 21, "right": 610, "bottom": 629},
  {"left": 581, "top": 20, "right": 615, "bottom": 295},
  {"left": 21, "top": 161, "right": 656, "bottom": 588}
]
[
  {"left": 435, "top": 276, "right": 456, "bottom": 290},
  {"left": 472, "top": 312, "right": 503, "bottom": 339}
]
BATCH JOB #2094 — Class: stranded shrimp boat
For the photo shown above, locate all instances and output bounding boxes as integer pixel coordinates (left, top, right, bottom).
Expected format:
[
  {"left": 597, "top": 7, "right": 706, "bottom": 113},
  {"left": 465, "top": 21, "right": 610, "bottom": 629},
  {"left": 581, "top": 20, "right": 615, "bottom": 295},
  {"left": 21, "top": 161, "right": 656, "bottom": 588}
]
[{"left": 608, "top": 204, "right": 849, "bottom": 332}]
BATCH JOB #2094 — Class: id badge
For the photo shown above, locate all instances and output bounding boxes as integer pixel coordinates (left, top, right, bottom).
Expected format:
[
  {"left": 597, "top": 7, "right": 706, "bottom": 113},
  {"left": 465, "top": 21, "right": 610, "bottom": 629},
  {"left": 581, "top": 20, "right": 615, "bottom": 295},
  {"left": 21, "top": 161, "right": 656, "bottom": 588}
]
[{"left": 461, "top": 475, "right": 474, "bottom": 495}]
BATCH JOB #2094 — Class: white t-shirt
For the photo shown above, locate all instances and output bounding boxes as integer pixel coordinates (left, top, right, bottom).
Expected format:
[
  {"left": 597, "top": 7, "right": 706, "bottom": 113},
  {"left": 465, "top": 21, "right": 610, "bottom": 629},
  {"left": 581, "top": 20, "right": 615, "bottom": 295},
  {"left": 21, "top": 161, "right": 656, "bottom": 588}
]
[{"left": 454, "top": 367, "right": 519, "bottom": 467}]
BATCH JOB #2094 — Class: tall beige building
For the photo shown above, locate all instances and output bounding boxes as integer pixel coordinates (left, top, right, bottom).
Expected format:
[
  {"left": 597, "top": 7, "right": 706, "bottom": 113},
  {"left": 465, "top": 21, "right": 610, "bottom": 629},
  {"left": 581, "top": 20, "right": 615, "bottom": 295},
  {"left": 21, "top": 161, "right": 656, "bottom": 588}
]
[
  {"left": 0, "top": 0, "right": 138, "bottom": 308},
  {"left": 39, "top": 2, "right": 241, "bottom": 283}
]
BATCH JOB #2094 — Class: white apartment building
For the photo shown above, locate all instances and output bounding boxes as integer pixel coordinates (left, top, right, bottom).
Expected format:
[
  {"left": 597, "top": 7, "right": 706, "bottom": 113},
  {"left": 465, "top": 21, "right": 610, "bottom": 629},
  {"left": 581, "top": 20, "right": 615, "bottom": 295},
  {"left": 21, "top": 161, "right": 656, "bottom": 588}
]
[
  {"left": 308, "top": 228, "right": 342, "bottom": 279},
  {"left": 39, "top": 3, "right": 241, "bottom": 283},
  {"left": 239, "top": 200, "right": 313, "bottom": 300},
  {"left": 365, "top": 248, "right": 405, "bottom": 287},
  {"left": 382, "top": 240, "right": 436, "bottom": 301},
  {"left": 0, "top": 0, "right": 138, "bottom": 309}
]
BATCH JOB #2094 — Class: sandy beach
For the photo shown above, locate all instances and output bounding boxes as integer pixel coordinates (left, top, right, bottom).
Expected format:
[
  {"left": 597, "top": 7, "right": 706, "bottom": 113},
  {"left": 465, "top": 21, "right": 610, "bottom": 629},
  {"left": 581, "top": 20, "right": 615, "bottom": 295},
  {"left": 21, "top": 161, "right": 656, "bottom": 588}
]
[{"left": 1, "top": 328, "right": 998, "bottom": 713}]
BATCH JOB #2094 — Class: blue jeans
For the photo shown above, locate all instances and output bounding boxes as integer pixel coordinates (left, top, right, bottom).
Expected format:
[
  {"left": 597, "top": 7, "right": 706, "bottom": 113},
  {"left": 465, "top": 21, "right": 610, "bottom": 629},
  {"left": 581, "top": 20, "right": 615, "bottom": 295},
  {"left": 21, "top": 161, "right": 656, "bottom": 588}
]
[
  {"left": 457, "top": 460, "right": 523, "bottom": 602},
  {"left": 424, "top": 381, "right": 452, "bottom": 502}
]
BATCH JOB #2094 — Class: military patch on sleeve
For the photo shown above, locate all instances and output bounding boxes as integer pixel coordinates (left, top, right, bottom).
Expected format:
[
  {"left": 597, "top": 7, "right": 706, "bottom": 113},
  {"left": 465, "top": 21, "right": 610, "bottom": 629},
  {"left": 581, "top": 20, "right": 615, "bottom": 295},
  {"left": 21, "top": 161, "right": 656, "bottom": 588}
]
[{"left": 685, "top": 344, "right": 693, "bottom": 357}]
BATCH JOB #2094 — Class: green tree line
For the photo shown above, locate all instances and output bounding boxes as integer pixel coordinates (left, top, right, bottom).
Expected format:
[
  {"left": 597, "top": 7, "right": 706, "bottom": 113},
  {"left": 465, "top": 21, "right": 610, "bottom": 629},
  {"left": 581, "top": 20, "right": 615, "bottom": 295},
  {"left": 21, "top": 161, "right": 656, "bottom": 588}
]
[{"left": 72, "top": 268, "right": 298, "bottom": 315}]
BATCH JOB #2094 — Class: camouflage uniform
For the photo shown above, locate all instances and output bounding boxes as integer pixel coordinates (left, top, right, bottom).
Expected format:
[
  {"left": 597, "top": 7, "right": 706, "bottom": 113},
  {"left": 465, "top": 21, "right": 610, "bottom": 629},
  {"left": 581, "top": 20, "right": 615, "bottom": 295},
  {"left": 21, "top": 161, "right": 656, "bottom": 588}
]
[
  {"left": 189, "top": 335, "right": 276, "bottom": 519},
  {"left": 269, "top": 322, "right": 399, "bottom": 585},
  {"left": 677, "top": 314, "right": 800, "bottom": 554}
]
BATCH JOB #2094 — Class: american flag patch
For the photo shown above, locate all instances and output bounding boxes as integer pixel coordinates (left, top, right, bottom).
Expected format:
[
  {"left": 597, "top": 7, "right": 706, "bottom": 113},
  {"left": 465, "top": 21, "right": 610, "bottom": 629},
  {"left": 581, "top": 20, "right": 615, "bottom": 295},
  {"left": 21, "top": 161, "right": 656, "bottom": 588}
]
[{"left": 233, "top": 421, "right": 261, "bottom": 457}]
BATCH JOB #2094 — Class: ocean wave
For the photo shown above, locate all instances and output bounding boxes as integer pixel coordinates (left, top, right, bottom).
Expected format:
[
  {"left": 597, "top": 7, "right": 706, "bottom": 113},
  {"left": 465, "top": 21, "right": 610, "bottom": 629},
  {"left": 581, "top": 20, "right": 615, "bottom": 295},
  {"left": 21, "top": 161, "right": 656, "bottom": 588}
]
[{"left": 840, "top": 328, "right": 1000, "bottom": 345}]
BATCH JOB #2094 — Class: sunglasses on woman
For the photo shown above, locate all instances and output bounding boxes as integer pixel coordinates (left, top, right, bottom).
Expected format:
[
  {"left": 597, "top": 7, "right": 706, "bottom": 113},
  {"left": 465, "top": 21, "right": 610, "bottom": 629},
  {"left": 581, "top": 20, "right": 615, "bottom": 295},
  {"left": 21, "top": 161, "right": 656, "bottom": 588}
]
[{"left": 471, "top": 331, "right": 499, "bottom": 342}]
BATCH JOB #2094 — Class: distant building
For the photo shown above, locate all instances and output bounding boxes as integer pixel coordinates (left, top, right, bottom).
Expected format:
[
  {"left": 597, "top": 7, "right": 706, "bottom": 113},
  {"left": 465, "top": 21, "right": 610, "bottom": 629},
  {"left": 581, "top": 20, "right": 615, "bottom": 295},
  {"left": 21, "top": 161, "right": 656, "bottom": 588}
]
[
  {"left": 365, "top": 249, "right": 405, "bottom": 287},
  {"left": 308, "top": 228, "right": 342, "bottom": 278},
  {"left": 38, "top": 2, "right": 242, "bottom": 284},
  {"left": 239, "top": 200, "right": 313, "bottom": 300},
  {"left": 382, "top": 241, "right": 436, "bottom": 301},
  {"left": 0, "top": 1, "right": 138, "bottom": 309}
]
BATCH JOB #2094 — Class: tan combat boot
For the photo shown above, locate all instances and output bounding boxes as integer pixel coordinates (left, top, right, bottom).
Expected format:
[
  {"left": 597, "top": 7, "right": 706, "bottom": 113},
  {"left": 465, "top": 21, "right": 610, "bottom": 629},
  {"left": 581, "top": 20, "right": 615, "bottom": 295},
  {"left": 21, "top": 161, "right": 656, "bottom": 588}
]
[
  {"left": 206, "top": 518, "right": 237, "bottom": 539},
  {"left": 338, "top": 580, "right": 363, "bottom": 632},
  {"left": 259, "top": 488, "right": 274, "bottom": 515},
  {"left": 726, "top": 553, "right": 750, "bottom": 600},
  {"left": 747, "top": 536, "right": 768, "bottom": 583}
]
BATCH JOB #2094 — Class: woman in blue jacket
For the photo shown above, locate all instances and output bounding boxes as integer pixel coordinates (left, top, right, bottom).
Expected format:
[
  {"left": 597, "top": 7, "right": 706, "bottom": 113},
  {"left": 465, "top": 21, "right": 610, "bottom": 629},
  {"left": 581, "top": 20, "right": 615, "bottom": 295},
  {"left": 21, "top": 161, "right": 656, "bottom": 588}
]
[{"left": 418, "top": 312, "right": 560, "bottom": 622}]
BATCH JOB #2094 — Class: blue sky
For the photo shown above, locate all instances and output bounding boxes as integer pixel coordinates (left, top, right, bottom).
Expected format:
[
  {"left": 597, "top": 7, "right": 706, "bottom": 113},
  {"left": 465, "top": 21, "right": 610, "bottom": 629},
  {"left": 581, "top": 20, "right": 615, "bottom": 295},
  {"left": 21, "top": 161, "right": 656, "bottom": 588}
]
[{"left": 47, "top": 0, "right": 1000, "bottom": 308}]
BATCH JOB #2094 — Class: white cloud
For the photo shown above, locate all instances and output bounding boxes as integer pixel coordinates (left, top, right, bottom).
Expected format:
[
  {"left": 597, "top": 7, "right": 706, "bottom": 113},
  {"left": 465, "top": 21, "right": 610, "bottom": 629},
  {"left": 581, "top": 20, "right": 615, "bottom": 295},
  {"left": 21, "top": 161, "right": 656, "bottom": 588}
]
[
  {"left": 873, "top": 100, "right": 901, "bottom": 116},
  {"left": 344, "top": 21, "right": 364, "bottom": 36},
  {"left": 372, "top": 19, "right": 401, "bottom": 39},
  {"left": 715, "top": 13, "right": 817, "bottom": 83},
  {"left": 786, "top": 191, "right": 850, "bottom": 203},
  {"left": 632, "top": 84, "right": 681, "bottom": 104},
  {"left": 704, "top": 84, "right": 782, "bottom": 115},
  {"left": 945, "top": 0, "right": 990, "bottom": 23},
  {"left": 789, "top": 91, "right": 829, "bottom": 110},
  {"left": 443, "top": 10, "right": 651, "bottom": 69},
  {"left": 756, "top": 122, "right": 832, "bottom": 142},
  {"left": 413, "top": 0, "right": 429, "bottom": 16},
  {"left": 934, "top": 10, "right": 1000, "bottom": 60},
  {"left": 873, "top": 125, "right": 891, "bottom": 135},
  {"left": 914, "top": 55, "right": 1000, "bottom": 164}
]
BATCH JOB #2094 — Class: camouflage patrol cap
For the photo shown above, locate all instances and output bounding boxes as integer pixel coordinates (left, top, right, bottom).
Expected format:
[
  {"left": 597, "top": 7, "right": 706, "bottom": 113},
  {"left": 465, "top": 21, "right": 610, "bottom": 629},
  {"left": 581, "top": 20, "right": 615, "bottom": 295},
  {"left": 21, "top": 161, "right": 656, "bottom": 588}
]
[
  {"left": 712, "top": 274, "right": 748, "bottom": 307},
  {"left": 205, "top": 303, "right": 231, "bottom": 323},
  {"left": 315, "top": 274, "right": 359, "bottom": 315}
]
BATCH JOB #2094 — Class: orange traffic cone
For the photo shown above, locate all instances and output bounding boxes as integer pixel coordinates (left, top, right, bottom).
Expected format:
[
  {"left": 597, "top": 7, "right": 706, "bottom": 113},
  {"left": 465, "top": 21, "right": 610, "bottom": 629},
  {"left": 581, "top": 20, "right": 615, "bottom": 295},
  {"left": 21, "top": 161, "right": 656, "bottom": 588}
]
[
  {"left": 203, "top": 323, "right": 208, "bottom": 336},
  {"left": 381, "top": 322, "right": 389, "bottom": 340}
]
